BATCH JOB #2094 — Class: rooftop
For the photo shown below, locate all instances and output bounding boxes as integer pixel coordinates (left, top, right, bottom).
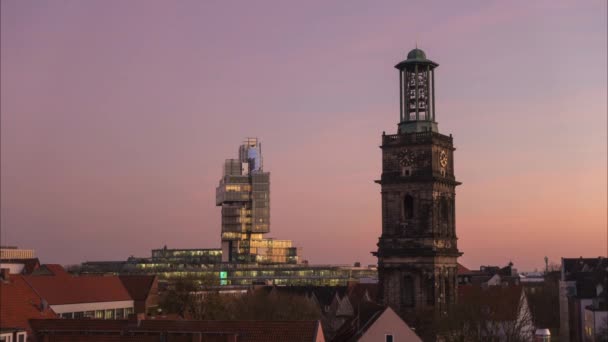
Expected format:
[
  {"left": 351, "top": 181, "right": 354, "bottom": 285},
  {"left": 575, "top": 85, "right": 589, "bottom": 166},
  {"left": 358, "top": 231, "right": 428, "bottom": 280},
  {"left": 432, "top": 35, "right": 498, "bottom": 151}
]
[
  {"left": 22, "top": 264, "right": 132, "bottom": 305},
  {"left": 29, "top": 319, "right": 324, "bottom": 342},
  {"left": 0, "top": 274, "right": 57, "bottom": 334}
]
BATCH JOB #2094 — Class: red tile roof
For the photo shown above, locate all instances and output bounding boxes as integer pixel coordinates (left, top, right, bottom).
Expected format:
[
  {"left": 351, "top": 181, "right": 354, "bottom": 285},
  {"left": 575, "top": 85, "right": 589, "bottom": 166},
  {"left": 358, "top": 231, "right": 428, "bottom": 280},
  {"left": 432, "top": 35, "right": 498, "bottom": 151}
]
[
  {"left": 43, "top": 264, "right": 70, "bottom": 276},
  {"left": 22, "top": 265, "right": 132, "bottom": 305},
  {"left": 29, "top": 319, "right": 323, "bottom": 342},
  {"left": 457, "top": 263, "right": 471, "bottom": 275},
  {"left": 0, "top": 275, "right": 57, "bottom": 335}
]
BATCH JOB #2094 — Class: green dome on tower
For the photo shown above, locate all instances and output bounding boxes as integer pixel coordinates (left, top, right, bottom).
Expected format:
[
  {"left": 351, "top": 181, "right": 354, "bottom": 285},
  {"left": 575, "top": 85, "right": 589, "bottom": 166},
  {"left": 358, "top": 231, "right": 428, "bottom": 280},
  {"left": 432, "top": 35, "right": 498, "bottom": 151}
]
[{"left": 407, "top": 48, "right": 427, "bottom": 60}]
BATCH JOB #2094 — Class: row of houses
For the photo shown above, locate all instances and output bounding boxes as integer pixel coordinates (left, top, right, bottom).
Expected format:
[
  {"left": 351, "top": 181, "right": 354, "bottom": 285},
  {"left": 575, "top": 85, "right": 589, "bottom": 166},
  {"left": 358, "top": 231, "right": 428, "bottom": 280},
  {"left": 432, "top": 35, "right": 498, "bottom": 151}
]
[{"left": 0, "top": 263, "right": 419, "bottom": 342}]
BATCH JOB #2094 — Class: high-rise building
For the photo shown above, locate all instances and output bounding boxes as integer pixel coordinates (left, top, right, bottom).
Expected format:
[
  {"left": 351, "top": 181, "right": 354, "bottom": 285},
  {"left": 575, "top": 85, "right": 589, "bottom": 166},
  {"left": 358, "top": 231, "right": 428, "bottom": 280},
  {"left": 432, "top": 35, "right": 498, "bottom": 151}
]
[
  {"left": 216, "top": 138, "right": 298, "bottom": 264},
  {"left": 374, "top": 48, "right": 462, "bottom": 316}
]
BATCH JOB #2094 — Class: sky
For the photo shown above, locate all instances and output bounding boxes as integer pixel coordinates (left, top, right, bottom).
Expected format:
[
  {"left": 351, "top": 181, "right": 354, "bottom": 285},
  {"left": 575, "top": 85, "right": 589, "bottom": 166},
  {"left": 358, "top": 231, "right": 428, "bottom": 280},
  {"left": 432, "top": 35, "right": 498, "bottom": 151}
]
[{"left": 1, "top": 0, "right": 606, "bottom": 271}]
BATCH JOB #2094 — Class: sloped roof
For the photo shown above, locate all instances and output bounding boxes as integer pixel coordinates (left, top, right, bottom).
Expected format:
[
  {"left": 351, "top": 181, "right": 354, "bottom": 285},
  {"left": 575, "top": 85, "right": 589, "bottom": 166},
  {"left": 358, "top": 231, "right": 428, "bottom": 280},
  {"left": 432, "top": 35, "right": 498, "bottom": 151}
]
[
  {"left": 22, "top": 265, "right": 132, "bottom": 305},
  {"left": 459, "top": 285, "right": 525, "bottom": 321},
  {"left": 346, "top": 283, "right": 378, "bottom": 308},
  {"left": 264, "top": 285, "right": 347, "bottom": 307},
  {"left": 29, "top": 319, "right": 324, "bottom": 342},
  {"left": 332, "top": 301, "right": 385, "bottom": 342},
  {"left": 0, "top": 275, "right": 57, "bottom": 334},
  {"left": 457, "top": 263, "right": 471, "bottom": 274},
  {"left": 119, "top": 275, "right": 157, "bottom": 301},
  {"left": 333, "top": 304, "right": 421, "bottom": 342}
]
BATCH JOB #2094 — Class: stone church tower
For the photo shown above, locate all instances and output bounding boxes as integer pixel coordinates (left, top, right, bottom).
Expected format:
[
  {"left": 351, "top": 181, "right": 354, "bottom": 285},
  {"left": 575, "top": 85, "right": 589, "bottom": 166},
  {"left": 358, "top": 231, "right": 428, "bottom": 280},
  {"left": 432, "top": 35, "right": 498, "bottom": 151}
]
[{"left": 374, "top": 48, "right": 462, "bottom": 316}]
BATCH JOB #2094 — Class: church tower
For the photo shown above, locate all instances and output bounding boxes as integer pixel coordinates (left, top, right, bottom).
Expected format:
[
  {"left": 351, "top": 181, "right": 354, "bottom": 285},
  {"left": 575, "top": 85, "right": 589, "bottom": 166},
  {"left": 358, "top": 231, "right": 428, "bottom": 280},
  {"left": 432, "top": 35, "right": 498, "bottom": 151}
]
[{"left": 374, "top": 48, "right": 462, "bottom": 316}]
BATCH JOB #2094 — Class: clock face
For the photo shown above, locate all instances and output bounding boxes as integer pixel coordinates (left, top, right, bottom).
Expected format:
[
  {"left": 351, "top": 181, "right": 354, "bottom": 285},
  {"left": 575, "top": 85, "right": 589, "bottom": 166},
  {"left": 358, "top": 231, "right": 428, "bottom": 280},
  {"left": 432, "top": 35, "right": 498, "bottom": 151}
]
[
  {"left": 439, "top": 150, "right": 448, "bottom": 168},
  {"left": 397, "top": 149, "right": 414, "bottom": 167}
]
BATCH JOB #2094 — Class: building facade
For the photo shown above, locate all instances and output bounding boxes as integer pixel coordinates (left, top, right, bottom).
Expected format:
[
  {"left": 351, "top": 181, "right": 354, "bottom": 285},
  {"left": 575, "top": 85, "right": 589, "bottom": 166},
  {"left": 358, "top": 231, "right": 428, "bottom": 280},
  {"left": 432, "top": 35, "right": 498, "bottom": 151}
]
[
  {"left": 216, "top": 138, "right": 299, "bottom": 264},
  {"left": 374, "top": 48, "right": 462, "bottom": 316},
  {"left": 0, "top": 246, "right": 35, "bottom": 260}
]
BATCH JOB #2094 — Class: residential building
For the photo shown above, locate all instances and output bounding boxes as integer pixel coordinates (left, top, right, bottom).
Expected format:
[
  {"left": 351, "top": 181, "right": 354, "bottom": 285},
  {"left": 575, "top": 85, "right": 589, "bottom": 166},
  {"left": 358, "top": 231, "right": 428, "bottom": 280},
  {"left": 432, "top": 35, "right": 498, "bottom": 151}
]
[
  {"left": 22, "top": 264, "right": 134, "bottom": 319},
  {"left": 333, "top": 304, "right": 421, "bottom": 342},
  {"left": 29, "top": 318, "right": 326, "bottom": 342},
  {"left": 559, "top": 257, "right": 607, "bottom": 342},
  {"left": 584, "top": 296, "right": 608, "bottom": 342},
  {"left": 0, "top": 269, "right": 56, "bottom": 340},
  {"left": 0, "top": 258, "right": 40, "bottom": 275},
  {"left": 458, "top": 262, "right": 521, "bottom": 287},
  {"left": 0, "top": 246, "right": 34, "bottom": 260}
]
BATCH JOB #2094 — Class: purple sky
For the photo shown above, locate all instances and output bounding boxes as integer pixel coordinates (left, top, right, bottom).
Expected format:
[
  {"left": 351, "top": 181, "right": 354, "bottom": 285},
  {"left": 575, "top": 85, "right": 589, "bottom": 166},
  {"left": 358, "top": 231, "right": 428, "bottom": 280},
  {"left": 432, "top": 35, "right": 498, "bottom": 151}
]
[{"left": 1, "top": 0, "right": 606, "bottom": 271}]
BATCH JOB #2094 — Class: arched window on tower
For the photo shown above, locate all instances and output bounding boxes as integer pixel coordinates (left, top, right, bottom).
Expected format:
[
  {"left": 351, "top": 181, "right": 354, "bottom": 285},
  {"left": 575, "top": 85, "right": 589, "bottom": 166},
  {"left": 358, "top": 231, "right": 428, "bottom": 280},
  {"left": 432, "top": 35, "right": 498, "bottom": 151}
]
[
  {"left": 440, "top": 197, "right": 449, "bottom": 222},
  {"left": 404, "top": 195, "right": 414, "bottom": 219},
  {"left": 402, "top": 275, "right": 415, "bottom": 308},
  {"left": 426, "top": 276, "right": 435, "bottom": 305}
]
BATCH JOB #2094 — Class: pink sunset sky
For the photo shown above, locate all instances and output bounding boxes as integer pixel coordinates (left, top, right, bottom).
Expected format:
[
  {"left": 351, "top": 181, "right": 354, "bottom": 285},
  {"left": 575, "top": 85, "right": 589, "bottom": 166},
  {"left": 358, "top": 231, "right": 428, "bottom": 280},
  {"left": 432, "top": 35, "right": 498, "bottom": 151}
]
[{"left": 1, "top": 0, "right": 606, "bottom": 271}]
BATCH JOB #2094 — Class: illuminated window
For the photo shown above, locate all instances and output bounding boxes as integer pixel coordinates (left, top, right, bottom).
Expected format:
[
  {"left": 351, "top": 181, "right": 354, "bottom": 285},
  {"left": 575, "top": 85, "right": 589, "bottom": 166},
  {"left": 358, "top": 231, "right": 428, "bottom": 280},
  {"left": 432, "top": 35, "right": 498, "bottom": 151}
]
[{"left": 105, "top": 309, "right": 114, "bottom": 319}]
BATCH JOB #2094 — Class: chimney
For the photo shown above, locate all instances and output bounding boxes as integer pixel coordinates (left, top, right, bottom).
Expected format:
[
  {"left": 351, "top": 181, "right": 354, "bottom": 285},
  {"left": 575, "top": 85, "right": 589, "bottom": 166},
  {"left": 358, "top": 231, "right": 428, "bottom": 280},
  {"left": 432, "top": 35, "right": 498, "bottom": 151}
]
[
  {"left": 0, "top": 268, "right": 10, "bottom": 281},
  {"left": 40, "top": 299, "right": 49, "bottom": 312}
]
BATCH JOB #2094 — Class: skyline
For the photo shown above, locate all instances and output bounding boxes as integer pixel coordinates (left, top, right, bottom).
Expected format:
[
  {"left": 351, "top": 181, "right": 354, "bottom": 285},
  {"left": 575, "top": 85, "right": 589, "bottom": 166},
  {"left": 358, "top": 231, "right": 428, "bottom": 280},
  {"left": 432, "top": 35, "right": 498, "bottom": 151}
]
[{"left": 1, "top": 0, "right": 606, "bottom": 271}]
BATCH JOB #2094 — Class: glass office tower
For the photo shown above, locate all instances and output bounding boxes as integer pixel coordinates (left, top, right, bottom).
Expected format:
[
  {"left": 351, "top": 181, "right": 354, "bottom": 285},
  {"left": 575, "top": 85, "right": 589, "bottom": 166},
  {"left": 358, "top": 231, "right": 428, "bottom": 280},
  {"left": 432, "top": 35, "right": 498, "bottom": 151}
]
[{"left": 216, "top": 138, "right": 298, "bottom": 264}]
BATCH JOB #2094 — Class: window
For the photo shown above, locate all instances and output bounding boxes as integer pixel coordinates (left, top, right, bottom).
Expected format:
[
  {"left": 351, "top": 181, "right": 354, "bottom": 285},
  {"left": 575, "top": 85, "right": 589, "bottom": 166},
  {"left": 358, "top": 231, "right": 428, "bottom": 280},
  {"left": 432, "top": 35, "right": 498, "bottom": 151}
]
[
  {"left": 95, "top": 310, "right": 104, "bottom": 319},
  {"left": 105, "top": 309, "right": 115, "bottom": 319},
  {"left": 0, "top": 334, "right": 12, "bottom": 342},
  {"left": 404, "top": 195, "right": 414, "bottom": 219},
  {"left": 115, "top": 308, "right": 124, "bottom": 319},
  {"left": 426, "top": 278, "right": 435, "bottom": 305},
  {"left": 440, "top": 197, "right": 449, "bottom": 222},
  {"left": 84, "top": 311, "right": 95, "bottom": 318},
  {"left": 73, "top": 312, "right": 84, "bottom": 319},
  {"left": 61, "top": 312, "right": 73, "bottom": 319},
  {"left": 385, "top": 334, "right": 394, "bottom": 342},
  {"left": 402, "top": 276, "right": 415, "bottom": 308},
  {"left": 17, "top": 333, "right": 25, "bottom": 342}
]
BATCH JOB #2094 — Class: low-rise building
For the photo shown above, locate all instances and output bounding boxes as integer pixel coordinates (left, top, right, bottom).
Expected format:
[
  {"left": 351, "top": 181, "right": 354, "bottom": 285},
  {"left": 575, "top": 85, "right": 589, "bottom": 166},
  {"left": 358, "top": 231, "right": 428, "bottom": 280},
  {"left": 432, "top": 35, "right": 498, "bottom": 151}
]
[
  {"left": 333, "top": 304, "right": 421, "bottom": 342},
  {"left": 0, "top": 258, "right": 40, "bottom": 275},
  {"left": 22, "top": 264, "right": 134, "bottom": 319},
  {"left": 0, "top": 269, "right": 56, "bottom": 340},
  {"left": 584, "top": 297, "right": 608, "bottom": 342},
  {"left": 559, "top": 257, "right": 607, "bottom": 342}
]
